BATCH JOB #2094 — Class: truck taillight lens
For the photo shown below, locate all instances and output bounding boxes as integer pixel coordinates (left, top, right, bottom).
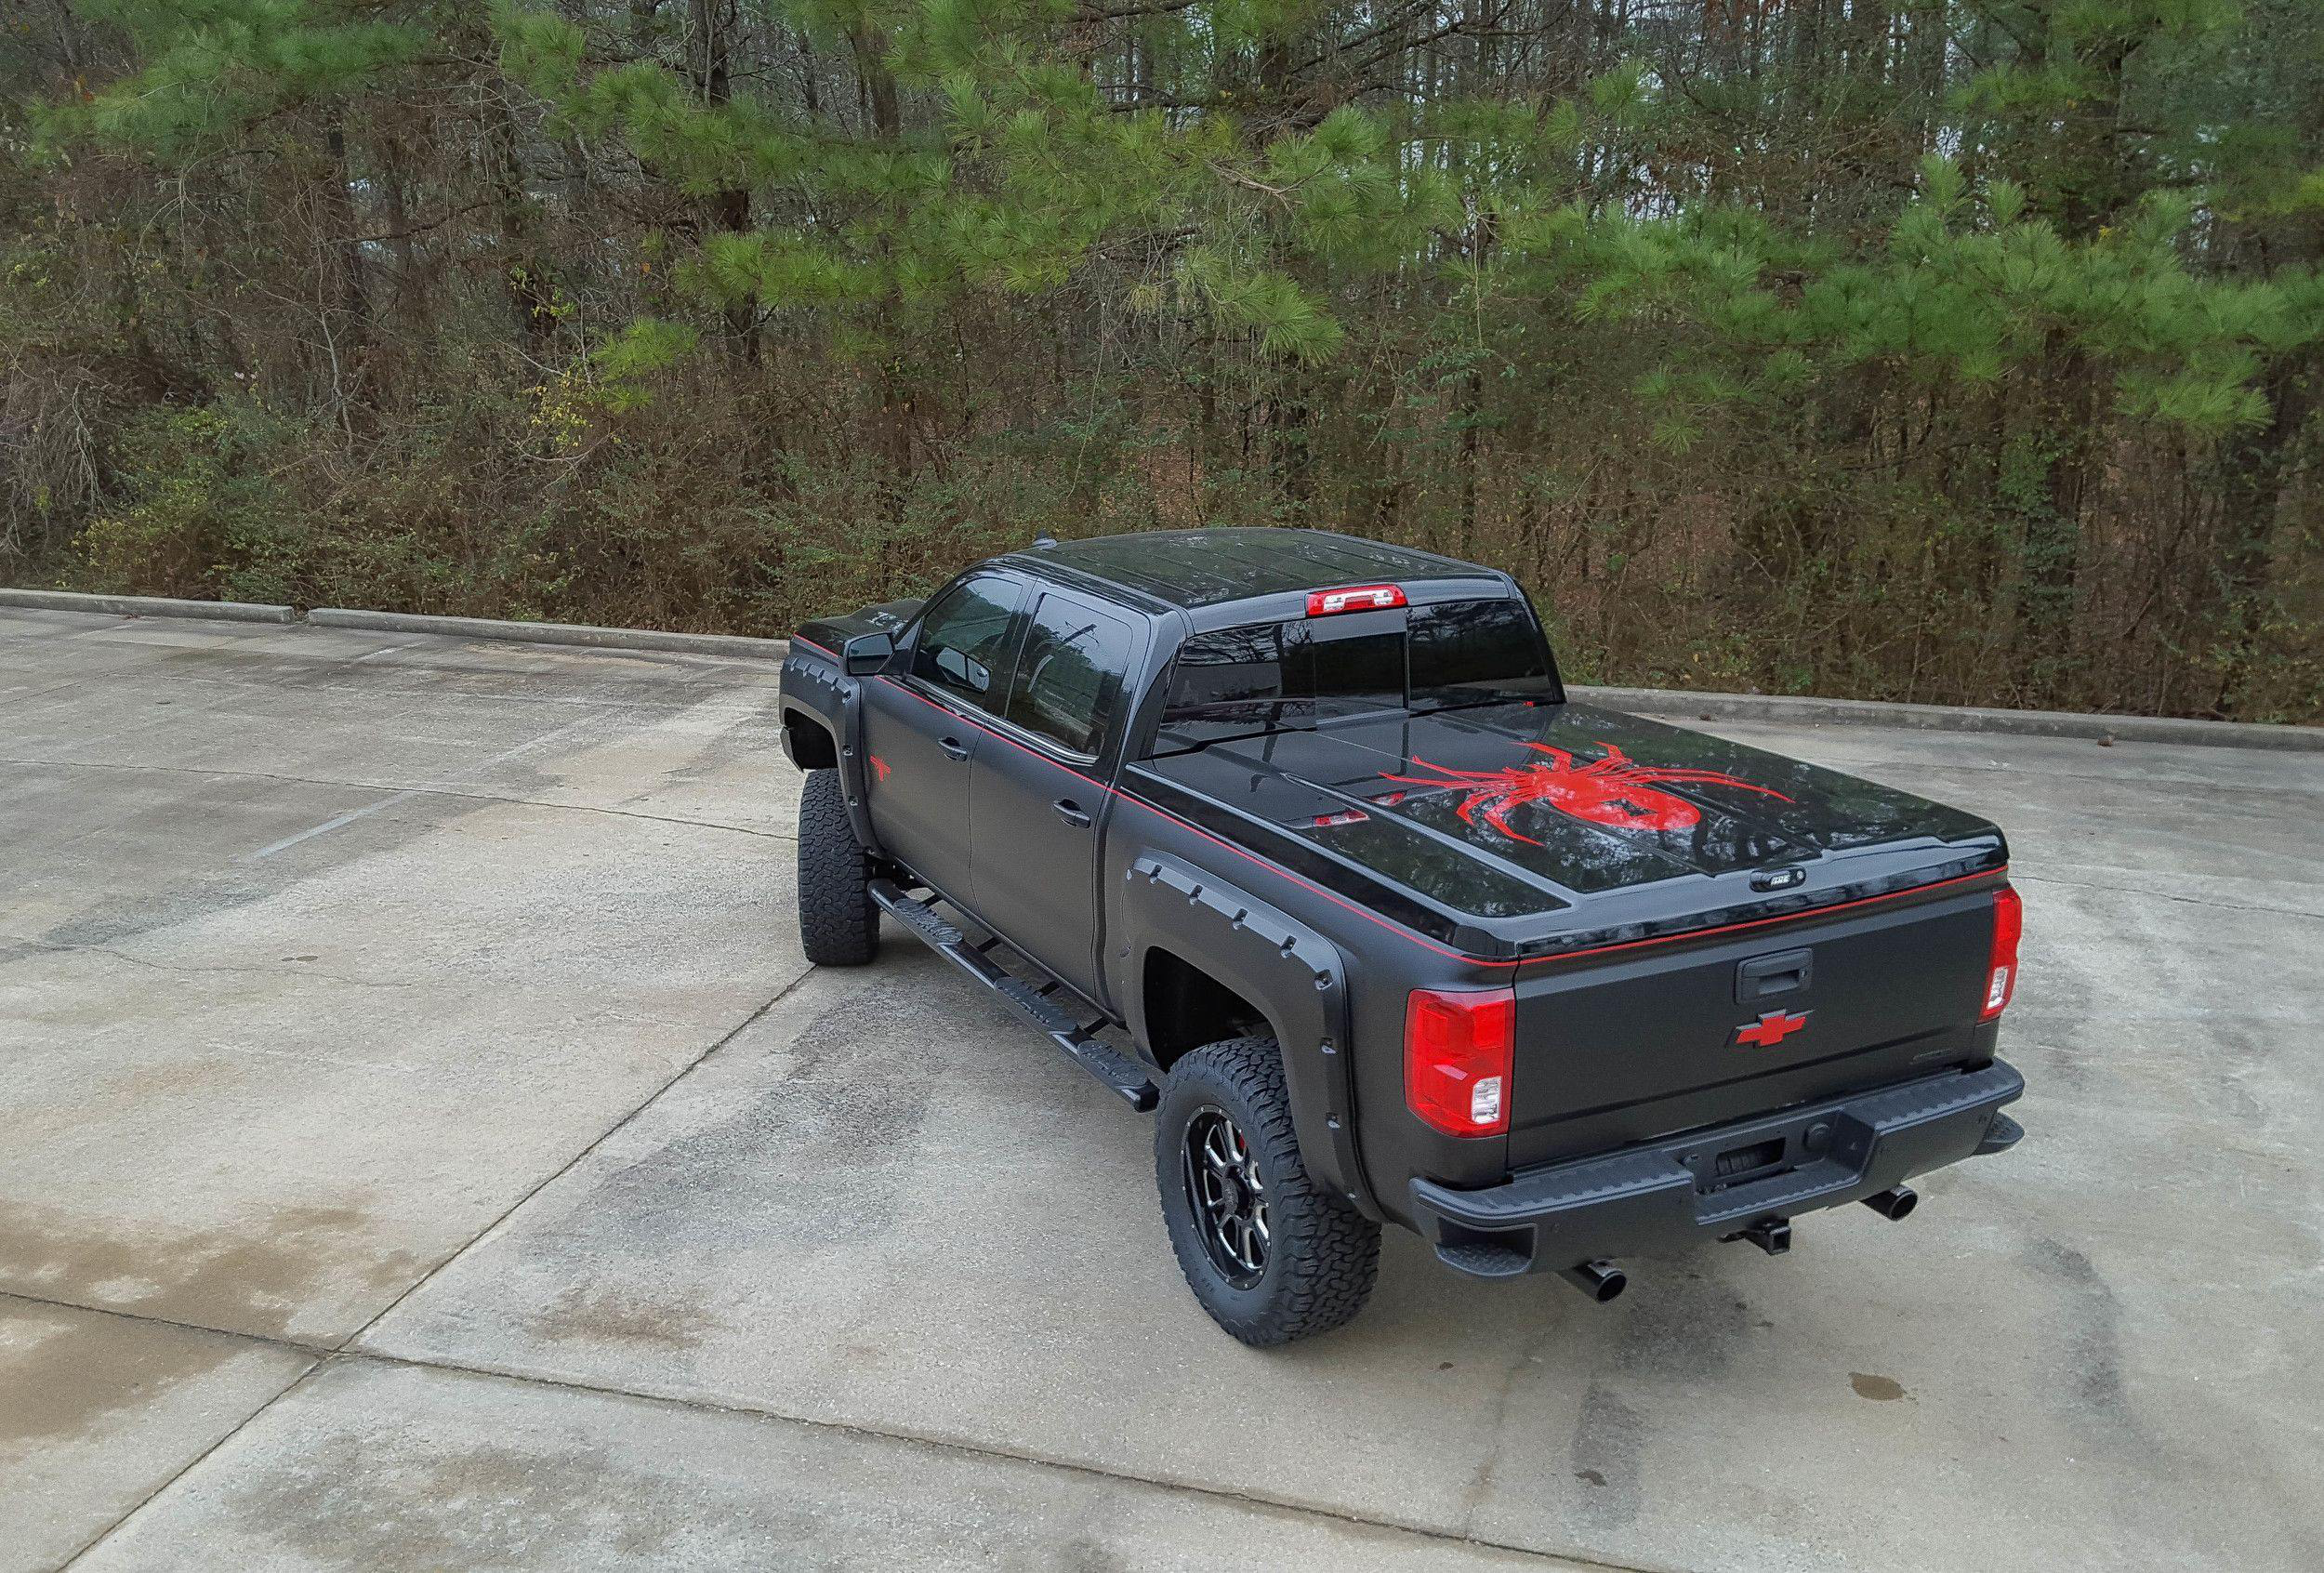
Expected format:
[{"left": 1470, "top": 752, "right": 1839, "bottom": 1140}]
[
  {"left": 1307, "top": 583, "right": 1406, "bottom": 616},
  {"left": 1405, "top": 987, "right": 1514, "bottom": 1137},
  {"left": 1982, "top": 886, "right": 2023, "bottom": 1020}
]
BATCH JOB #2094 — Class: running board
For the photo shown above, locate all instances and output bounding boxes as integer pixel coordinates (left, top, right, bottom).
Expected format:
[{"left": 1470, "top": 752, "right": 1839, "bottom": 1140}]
[{"left": 868, "top": 879, "right": 1159, "bottom": 1112}]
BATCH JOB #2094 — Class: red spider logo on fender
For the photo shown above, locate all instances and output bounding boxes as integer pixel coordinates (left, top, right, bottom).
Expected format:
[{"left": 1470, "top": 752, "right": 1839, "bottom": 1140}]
[{"left": 1380, "top": 741, "right": 1792, "bottom": 842}]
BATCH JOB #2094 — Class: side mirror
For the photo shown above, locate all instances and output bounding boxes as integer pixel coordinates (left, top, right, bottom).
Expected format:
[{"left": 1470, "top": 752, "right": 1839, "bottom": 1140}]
[{"left": 841, "top": 630, "right": 895, "bottom": 677}]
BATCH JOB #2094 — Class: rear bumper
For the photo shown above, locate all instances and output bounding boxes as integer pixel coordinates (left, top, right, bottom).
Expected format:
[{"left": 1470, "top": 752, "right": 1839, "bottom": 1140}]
[{"left": 1409, "top": 1059, "right": 2026, "bottom": 1279}]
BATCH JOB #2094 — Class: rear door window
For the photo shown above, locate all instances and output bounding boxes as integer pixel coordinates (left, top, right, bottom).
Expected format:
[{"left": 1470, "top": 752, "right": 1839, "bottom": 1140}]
[
  {"left": 1004, "top": 593, "right": 1137, "bottom": 757},
  {"left": 912, "top": 575, "right": 1026, "bottom": 707}
]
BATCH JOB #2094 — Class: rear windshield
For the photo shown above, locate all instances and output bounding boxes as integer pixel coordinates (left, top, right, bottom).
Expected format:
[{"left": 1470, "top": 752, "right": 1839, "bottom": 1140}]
[{"left": 1150, "top": 598, "right": 1553, "bottom": 755}]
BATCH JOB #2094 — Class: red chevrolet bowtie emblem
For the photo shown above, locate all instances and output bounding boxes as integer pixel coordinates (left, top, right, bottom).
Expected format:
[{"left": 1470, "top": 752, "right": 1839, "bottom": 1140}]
[{"left": 1735, "top": 1009, "right": 1811, "bottom": 1048}]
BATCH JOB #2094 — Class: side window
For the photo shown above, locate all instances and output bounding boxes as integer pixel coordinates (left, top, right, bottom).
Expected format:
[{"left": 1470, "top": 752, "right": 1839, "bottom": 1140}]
[
  {"left": 912, "top": 575, "right": 1025, "bottom": 707},
  {"left": 1005, "top": 594, "right": 1136, "bottom": 756}
]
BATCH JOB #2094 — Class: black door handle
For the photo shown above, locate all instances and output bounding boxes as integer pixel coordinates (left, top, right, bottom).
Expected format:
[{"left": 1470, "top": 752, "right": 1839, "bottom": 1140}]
[
  {"left": 1052, "top": 798, "right": 1093, "bottom": 828},
  {"left": 939, "top": 736, "right": 970, "bottom": 760}
]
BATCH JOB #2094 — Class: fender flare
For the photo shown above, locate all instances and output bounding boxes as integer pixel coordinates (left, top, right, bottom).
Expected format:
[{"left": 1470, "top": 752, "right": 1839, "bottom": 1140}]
[
  {"left": 1124, "top": 852, "right": 1380, "bottom": 1222},
  {"left": 778, "top": 656, "right": 884, "bottom": 855}
]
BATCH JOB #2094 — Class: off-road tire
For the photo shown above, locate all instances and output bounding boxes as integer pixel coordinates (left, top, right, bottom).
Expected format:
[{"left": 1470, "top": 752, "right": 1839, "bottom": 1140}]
[
  {"left": 1155, "top": 1036, "right": 1381, "bottom": 1345},
  {"left": 797, "top": 769, "right": 878, "bottom": 966}
]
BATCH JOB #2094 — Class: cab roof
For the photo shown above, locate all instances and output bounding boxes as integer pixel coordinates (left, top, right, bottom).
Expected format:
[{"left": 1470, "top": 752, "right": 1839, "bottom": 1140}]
[{"left": 996, "top": 528, "right": 1499, "bottom": 613}]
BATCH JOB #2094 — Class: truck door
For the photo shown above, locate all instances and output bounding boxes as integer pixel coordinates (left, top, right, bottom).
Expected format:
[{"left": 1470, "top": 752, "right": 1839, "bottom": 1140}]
[
  {"left": 858, "top": 572, "right": 1028, "bottom": 909},
  {"left": 969, "top": 588, "right": 1142, "bottom": 1003}
]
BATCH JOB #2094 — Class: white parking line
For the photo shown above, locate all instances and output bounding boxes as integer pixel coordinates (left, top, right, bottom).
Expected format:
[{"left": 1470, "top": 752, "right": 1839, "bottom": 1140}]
[
  {"left": 242, "top": 713, "right": 608, "bottom": 861},
  {"left": 245, "top": 787, "right": 426, "bottom": 859}
]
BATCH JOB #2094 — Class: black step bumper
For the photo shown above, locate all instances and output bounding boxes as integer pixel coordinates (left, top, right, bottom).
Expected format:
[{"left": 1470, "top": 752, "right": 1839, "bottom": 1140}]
[{"left": 1409, "top": 1060, "right": 2026, "bottom": 1280}]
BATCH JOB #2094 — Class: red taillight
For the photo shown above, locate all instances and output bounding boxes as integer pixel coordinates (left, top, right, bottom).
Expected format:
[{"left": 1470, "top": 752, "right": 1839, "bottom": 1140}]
[
  {"left": 1306, "top": 583, "right": 1406, "bottom": 616},
  {"left": 1982, "top": 886, "right": 2023, "bottom": 1020},
  {"left": 1405, "top": 987, "right": 1514, "bottom": 1136}
]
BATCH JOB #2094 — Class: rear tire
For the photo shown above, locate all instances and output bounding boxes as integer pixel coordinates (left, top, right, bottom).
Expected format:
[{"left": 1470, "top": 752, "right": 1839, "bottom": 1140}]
[
  {"left": 1155, "top": 1036, "right": 1380, "bottom": 1345},
  {"left": 797, "top": 769, "right": 878, "bottom": 966}
]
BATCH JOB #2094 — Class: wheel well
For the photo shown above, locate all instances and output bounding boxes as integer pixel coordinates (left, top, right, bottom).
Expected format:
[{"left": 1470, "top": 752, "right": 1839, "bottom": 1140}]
[
  {"left": 1142, "top": 948, "right": 1269, "bottom": 1068},
  {"left": 783, "top": 710, "right": 839, "bottom": 770}
]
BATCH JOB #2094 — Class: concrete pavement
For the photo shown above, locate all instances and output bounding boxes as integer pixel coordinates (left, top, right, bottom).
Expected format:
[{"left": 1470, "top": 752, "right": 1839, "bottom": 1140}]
[{"left": 2, "top": 606, "right": 2317, "bottom": 1570}]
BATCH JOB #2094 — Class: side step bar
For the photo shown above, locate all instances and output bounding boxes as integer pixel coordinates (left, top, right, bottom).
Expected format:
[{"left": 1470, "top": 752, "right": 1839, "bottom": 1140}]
[{"left": 869, "top": 879, "right": 1159, "bottom": 1112}]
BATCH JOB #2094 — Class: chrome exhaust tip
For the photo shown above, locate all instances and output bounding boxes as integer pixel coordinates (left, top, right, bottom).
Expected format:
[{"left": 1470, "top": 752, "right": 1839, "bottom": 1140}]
[{"left": 1557, "top": 1260, "right": 1628, "bottom": 1303}]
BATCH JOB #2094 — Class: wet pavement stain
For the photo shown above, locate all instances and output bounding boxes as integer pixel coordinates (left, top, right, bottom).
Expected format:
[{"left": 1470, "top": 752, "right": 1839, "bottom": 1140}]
[
  {"left": 2026, "top": 1236, "right": 2134, "bottom": 1422},
  {"left": 565, "top": 981, "right": 946, "bottom": 1262},
  {"left": 234, "top": 1439, "right": 592, "bottom": 1572},
  {"left": 1850, "top": 1371, "right": 1909, "bottom": 1402},
  {"left": 0, "top": 1200, "right": 423, "bottom": 1343},
  {"left": 1566, "top": 1378, "right": 1645, "bottom": 1531},
  {"left": 0, "top": 1301, "right": 239, "bottom": 1448},
  {"left": 1556, "top": 1265, "right": 1758, "bottom": 1534},
  {"left": 533, "top": 1284, "right": 719, "bottom": 1352},
  {"left": 226, "top": 1425, "right": 841, "bottom": 1573},
  {"left": 3, "top": 879, "right": 276, "bottom": 961}
]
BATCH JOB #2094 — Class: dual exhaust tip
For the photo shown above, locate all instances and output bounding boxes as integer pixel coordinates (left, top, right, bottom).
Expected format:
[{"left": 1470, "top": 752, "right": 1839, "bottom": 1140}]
[{"left": 1553, "top": 1184, "right": 1919, "bottom": 1304}]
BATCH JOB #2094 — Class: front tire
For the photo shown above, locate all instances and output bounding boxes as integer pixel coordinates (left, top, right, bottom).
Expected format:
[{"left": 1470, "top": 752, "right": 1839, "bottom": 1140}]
[
  {"left": 1154, "top": 1036, "right": 1380, "bottom": 1345},
  {"left": 796, "top": 769, "right": 878, "bottom": 966}
]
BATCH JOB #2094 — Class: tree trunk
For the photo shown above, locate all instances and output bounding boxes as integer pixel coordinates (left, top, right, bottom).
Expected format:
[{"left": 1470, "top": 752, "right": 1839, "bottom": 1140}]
[
  {"left": 850, "top": 23, "right": 911, "bottom": 511},
  {"left": 315, "top": 118, "right": 372, "bottom": 420},
  {"left": 689, "top": 0, "right": 757, "bottom": 361}
]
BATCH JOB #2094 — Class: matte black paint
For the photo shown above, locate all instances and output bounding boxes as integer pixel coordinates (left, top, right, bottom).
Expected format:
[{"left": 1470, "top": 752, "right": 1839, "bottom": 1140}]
[{"left": 779, "top": 529, "right": 2022, "bottom": 1262}]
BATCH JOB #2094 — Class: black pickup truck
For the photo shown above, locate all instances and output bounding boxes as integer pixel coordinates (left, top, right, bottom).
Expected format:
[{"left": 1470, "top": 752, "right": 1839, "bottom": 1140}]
[{"left": 778, "top": 529, "right": 2026, "bottom": 1344}]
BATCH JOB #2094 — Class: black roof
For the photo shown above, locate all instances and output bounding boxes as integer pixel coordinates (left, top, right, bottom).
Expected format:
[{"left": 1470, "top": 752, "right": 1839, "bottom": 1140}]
[{"left": 999, "top": 528, "right": 1490, "bottom": 611}]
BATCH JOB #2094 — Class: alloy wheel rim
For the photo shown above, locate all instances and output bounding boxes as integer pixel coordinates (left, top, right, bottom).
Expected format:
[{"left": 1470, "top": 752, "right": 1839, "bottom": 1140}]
[{"left": 1182, "top": 1105, "right": 1268, "bottom": 1288}]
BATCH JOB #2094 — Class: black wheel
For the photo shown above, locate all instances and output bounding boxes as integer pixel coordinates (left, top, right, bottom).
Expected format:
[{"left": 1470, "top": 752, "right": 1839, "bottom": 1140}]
[
  {"left": 796, "top": 769, "right": 878, "bottom": 966},
  {"left": 1154, "top": 1036, "right": 1380, "bottom": 1345}
]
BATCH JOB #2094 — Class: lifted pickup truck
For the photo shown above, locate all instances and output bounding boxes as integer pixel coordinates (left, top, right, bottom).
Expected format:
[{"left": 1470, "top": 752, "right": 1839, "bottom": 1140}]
[{"left": 778, "top": 529, "right": 2026, "bottom": 1344}]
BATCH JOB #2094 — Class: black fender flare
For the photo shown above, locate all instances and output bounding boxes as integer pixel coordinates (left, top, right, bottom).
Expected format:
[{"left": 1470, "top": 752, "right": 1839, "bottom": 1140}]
[
  {"left": 1124, "top": 852, "right": 1380, "bottom": 1222},
  {"left": 778, "top": 656, "right": 884, "bottom": 855}
]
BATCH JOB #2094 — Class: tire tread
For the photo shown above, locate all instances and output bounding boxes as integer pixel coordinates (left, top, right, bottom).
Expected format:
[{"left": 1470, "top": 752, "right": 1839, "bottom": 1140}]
[{"left": 797, "top": 769, "right": 878, "bottom": 966}]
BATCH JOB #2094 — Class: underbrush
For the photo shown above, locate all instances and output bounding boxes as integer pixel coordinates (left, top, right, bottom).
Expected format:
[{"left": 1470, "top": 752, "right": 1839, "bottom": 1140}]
[{"left": 9, "top": 381, "right": 2318, "bottom": 724}]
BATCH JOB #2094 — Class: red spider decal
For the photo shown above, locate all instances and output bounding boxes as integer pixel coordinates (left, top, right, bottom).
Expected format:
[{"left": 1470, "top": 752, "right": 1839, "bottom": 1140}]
[{"left": 1380, "top": 741, "right": 1792, "bottom": 842}]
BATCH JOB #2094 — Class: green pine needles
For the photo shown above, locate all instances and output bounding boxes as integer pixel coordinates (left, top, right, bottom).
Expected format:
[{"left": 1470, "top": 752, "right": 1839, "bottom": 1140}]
[{"left": 8, "top": 0, "right": 2322, "bottom": 719}]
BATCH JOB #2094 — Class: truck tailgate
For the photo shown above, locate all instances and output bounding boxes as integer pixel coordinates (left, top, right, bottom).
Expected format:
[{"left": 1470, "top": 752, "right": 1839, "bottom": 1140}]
[{"left": 1507, "top": 881, "right": 2002, "bottom": 1168}]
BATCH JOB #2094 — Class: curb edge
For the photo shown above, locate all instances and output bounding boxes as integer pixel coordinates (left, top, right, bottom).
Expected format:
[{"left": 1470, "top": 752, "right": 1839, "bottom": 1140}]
[{"left": 7, "top": 589, "right": 2315, "bottom": 752}]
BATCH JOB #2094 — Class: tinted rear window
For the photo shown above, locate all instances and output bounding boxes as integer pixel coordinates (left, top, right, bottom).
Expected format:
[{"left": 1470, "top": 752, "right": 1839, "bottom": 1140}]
[
  {"left": 1408, "top": 599, "right": 1552, "bottom": 704},
  {"left": 1152, "top": 598, "right": 1552, "bottom": 755},
  {"left": 1005, "top": 594, "right": 1136, "bottom": 756}
]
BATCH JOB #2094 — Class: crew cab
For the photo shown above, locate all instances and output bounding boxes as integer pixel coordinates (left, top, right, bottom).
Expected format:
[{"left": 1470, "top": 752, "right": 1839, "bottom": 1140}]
[{"left": 777, "top": 528, "right": 2026, "bottom": 1344}]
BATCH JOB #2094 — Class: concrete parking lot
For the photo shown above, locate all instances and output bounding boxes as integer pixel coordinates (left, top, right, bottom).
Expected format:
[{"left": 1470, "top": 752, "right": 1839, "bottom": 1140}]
[{"left": 3, "top": 605, "right": 2318, "bottom": 1572}]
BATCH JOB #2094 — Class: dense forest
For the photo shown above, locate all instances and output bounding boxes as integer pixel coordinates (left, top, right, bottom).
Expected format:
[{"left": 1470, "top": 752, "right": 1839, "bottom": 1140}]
[{"left": 2, "top": 1, "right": 2319, "bottom": 718}]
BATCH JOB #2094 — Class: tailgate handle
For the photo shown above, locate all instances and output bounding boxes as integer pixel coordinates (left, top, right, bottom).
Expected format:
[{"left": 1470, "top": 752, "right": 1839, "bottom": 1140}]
[{"left": 1736, "top": 948, "right": 1813, "bottom": 1003}]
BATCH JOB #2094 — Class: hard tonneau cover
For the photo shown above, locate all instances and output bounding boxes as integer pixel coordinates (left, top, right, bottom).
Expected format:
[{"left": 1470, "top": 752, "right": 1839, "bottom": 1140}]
[{"left": 1135, "top": 692, "right": 2001, "bottom": 962}]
